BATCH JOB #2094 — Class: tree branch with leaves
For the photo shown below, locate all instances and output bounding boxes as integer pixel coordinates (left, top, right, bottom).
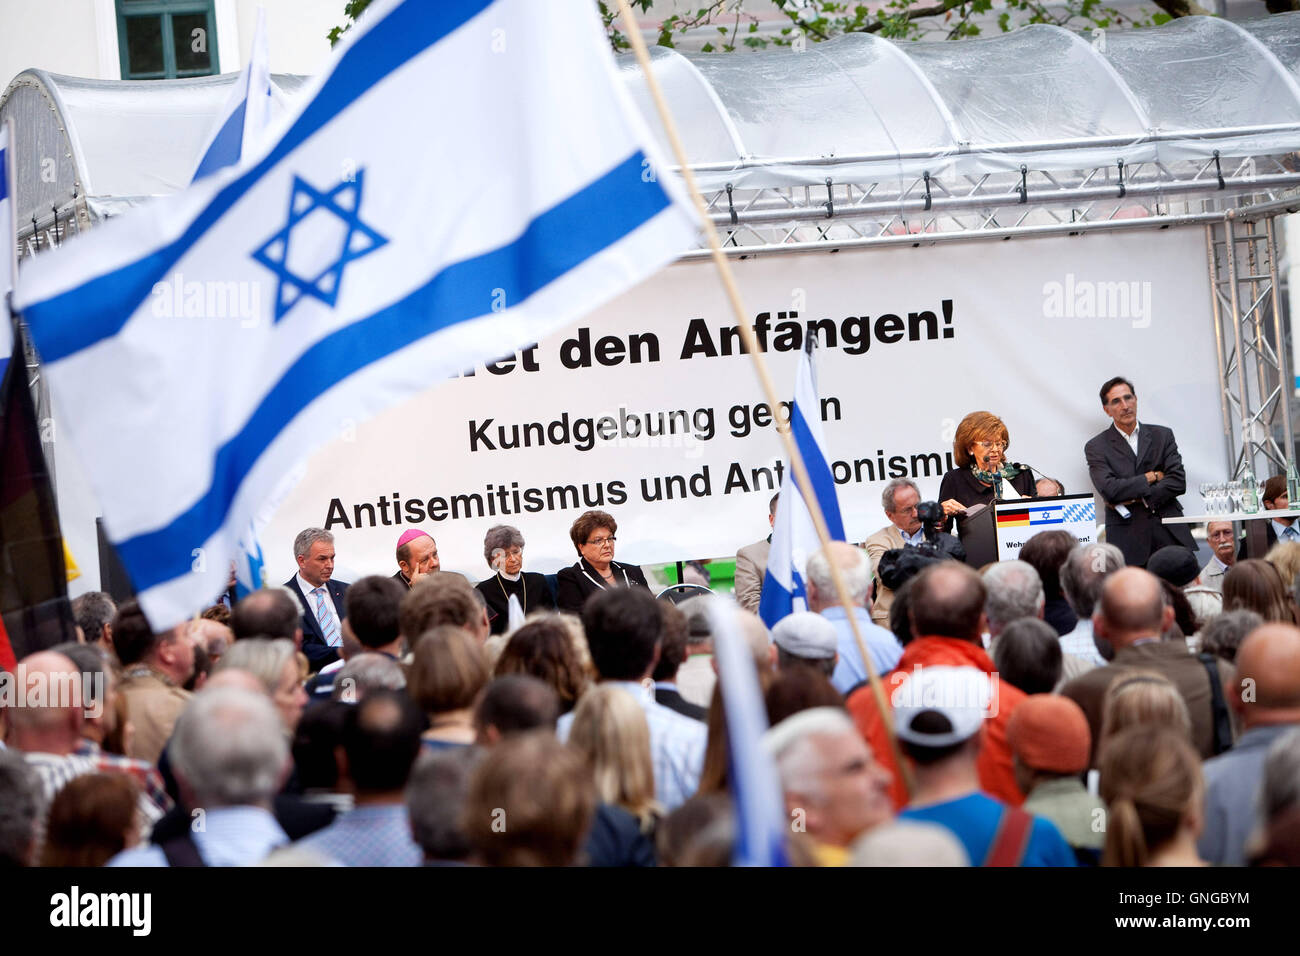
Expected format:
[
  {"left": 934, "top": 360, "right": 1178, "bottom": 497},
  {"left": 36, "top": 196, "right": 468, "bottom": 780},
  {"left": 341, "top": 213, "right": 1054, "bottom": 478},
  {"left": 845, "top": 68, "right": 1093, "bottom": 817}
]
[{"left": 331, "top": 0, "right": 1204, "bottom": 52}]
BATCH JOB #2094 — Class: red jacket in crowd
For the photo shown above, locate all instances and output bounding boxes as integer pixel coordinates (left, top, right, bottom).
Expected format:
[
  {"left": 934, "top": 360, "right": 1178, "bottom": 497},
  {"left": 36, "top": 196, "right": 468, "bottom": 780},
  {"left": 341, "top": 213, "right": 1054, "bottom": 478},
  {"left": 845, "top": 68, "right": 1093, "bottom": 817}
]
[{"left": 845, "top": 635, "right": 1027, "bottom": 810}]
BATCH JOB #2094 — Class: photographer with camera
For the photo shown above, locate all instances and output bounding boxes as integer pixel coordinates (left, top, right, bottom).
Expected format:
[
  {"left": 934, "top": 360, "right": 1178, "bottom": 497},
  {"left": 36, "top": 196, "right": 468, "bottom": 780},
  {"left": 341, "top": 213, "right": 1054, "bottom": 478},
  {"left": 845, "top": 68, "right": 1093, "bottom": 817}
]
[{"left": 865, "top": 480, "right": 966, "bottom": 626}]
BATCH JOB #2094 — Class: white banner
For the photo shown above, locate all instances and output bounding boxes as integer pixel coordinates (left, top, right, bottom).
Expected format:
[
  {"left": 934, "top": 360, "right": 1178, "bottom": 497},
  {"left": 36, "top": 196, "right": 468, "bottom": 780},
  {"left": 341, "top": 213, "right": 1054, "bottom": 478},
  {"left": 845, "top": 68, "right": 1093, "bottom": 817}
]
[
  {"left": 260, "top": 227, "right": 1224, "bottom": 587},
  {"left": 995, "top": 495, "right": 1098, "bottom": 560}
]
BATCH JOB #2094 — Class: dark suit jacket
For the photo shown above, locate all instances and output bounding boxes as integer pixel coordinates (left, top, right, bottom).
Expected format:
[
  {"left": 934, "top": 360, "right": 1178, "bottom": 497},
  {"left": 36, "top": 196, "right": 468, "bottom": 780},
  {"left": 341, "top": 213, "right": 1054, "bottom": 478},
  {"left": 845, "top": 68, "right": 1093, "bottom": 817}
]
[
  {"left": 476, "top": 572, "right": 556, "bottom": 635},
  {"left": 554, "top": 559, "right": 651, "bottom": 614},
  {"left": 654, "top": 686, "right": 707, "bottom": 722},
  {"left": 285, "top": 576, "right": 349, "bottom": 670},
  {"left": 938, "top": 467, "right": 1037, "bottom": 537},
  {"left": 1084, "top": 422, "right": 1196, "bottom": 567},
  {"left": 1238, "top": 520, "right": 1279, "bottom": 561}
]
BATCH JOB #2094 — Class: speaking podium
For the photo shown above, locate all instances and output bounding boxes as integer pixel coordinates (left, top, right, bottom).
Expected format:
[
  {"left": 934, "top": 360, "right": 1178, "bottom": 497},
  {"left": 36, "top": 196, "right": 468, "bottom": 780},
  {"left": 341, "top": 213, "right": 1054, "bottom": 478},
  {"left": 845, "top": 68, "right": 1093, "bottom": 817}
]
[
  {"left": 957, "top": 494, "right": 1098, "bottom": 567},
  {"left": 956, "top": 503, "right": 997, "bottom": 568}
]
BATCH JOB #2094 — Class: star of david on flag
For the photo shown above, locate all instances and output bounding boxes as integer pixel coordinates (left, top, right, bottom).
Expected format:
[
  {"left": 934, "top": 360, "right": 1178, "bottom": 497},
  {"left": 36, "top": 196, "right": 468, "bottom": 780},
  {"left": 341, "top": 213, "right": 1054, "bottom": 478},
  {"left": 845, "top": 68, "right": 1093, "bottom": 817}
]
[
  {"left": 251, "top": 171, "right": 388, "bottom": 321},
  {"left": 15, "top": 0, "right": 697, "bottom": 629}
]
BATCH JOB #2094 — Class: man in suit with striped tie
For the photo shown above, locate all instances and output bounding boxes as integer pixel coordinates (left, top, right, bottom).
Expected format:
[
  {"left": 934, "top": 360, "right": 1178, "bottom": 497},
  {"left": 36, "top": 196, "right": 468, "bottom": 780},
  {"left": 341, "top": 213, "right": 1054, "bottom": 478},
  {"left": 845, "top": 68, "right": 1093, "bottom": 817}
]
[{"left": 285, "top": 528, "right": 351, "bottom": 672}]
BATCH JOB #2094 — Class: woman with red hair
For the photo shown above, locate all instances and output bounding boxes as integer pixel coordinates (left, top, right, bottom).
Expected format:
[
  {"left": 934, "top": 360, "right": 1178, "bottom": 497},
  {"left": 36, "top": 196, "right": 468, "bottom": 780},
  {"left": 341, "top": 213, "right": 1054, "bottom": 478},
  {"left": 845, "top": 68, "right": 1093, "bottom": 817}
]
[{"left": 938, "top": 411, "right": 1037, "bottom": 537}]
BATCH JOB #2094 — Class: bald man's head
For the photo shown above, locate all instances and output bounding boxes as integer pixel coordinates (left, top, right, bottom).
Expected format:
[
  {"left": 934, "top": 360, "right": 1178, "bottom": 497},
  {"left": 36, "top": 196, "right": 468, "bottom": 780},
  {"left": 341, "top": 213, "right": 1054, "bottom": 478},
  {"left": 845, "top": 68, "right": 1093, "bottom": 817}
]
[
  {"left": 6, "top": 652, "right": 86, "bottom": 745},
  {"left": 1095, "top": 568, "right": 1170, "bottom": 647},
  {"left": 909, "top": 563, "right": 987, "bottom": 643},
  {"left": 1235, "top": 624, "right": 1300, "bottom": 722}
]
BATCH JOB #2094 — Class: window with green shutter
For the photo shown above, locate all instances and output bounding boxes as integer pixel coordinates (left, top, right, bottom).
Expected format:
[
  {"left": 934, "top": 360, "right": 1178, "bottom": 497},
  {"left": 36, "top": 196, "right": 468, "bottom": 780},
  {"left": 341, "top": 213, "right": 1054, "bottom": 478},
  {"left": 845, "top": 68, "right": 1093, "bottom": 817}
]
[{"left": 117, "top": 0, "right": 219, "bottom": 80}]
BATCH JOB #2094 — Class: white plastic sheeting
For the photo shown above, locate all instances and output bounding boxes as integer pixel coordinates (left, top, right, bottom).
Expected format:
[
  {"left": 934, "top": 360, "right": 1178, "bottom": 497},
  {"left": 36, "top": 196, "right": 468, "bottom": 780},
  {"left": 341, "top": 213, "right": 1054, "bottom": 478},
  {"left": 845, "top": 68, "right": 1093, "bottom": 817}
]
[
  {"left": 0, "top": 70, "right": 307, "bottom": 230},
  {"left": 617, "top": 13, "right": 1300, "bottom": 188},
  {"left": 5, "top": 13, "right": 1300, "bottom": 216}
]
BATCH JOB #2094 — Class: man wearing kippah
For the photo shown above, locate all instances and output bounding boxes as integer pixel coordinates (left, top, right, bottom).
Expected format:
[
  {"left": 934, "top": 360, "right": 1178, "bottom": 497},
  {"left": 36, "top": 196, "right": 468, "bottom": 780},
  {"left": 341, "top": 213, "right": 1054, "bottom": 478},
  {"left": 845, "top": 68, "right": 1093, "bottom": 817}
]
[
  {"left": 394, "top": 529, "right": 439, "bottom": 590},
  {"left": 1008, "top": 694, "right": 1106, "bottom": 866}
]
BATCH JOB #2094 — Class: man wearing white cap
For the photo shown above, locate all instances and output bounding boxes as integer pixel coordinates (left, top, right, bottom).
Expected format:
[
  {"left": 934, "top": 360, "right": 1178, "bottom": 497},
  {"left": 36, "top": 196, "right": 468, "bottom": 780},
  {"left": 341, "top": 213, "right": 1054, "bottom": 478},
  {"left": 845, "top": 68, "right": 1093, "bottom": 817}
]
[
  {"left": 895, "top": 665, "right": 1075, "bottom": 867},
  {"left": 771, "top": 612, "right": 839, "bottom": 680}
]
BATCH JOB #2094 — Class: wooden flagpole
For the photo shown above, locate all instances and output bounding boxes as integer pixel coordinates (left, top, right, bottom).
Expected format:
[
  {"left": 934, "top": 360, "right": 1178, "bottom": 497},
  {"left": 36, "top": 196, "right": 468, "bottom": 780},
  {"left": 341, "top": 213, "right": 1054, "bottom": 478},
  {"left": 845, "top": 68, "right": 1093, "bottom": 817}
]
[{"left": 613, "top": 0, "right": 911, "bottom": 797}]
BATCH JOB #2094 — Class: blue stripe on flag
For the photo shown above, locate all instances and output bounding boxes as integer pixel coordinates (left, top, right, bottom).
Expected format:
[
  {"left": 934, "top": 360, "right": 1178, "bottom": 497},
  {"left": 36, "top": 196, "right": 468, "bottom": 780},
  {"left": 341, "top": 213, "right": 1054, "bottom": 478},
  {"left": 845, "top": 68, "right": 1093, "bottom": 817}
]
[
  {"left": 0, "top": 147, "right": 7, "bottom": 203},
  {"left": 27, "top": 0, "right": 494, "bottom": 363},
  {"left": 114, "top": 149, "right": 670, "bottom": 592},
  {"left": 1029, "top": 517, "right": 1064, "bottom": 525},
  {"left": 191, "top": 95, "right": 249, "bottom": 183},
  {"left": 234, "top": 523, "right": 266, "bottom": 599},
  {"left": 757, "top": 573, "right": 802, "bottom": 626},
  {"left": 789, "top": 401, "right": 845, "bottom": 540}
]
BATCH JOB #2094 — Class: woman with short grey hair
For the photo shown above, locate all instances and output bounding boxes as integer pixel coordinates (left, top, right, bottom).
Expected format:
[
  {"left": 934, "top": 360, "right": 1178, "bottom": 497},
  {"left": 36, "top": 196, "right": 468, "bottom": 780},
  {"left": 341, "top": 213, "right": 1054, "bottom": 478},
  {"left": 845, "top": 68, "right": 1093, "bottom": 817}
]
[
  {"left": 217, "top": 638, "right": 308, "bottom": 734},
  {"left": 474, "top": 524, "right": 555, "bottom": 635}
]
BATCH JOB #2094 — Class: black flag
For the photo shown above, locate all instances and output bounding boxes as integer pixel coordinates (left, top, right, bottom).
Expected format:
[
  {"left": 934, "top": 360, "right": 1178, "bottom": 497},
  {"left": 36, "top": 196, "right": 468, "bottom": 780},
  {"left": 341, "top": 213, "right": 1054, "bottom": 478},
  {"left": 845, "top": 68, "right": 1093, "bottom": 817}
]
[{"left": 0, "top": 320, "right": 75, "bottom": 664}]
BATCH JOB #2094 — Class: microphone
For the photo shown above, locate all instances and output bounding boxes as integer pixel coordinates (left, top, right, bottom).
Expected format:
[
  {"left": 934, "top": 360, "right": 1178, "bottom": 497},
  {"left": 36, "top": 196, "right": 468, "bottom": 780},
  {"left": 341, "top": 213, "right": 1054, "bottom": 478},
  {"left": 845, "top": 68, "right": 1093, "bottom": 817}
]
[{"left": 1010, "top": 462, "right": 1064, "bottom": 498}]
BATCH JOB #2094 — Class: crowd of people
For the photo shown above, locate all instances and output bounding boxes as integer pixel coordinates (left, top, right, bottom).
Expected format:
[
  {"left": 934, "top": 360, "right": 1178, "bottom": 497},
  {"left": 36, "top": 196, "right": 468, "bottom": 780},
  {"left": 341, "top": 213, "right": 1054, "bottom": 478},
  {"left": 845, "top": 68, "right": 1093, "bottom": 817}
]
[
  {"left": 1, "top": 495, "right": 1298, "bottom": 867},
  {"left": 3, "top": 372, "right": 1299, "bottom": 867}
]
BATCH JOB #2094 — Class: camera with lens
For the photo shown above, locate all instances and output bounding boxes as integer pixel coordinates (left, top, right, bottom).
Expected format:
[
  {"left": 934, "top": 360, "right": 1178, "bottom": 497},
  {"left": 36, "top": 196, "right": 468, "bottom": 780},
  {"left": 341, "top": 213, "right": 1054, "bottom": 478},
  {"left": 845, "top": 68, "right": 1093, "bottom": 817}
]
[{"left": 915, "top": 500, "right": 946, "bottom": 544}]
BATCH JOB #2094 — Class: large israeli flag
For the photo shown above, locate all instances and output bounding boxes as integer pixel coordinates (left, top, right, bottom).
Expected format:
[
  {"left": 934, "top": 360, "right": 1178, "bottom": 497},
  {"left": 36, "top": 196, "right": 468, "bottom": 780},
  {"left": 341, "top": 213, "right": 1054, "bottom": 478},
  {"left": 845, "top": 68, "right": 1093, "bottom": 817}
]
[
  {"left": 757, "top": 344, "right": 846, "bottom": 627},
  {"left": 0, "top": 121, "right": 14, "bottom": 383},
  {"left": 191, "top": 6, "right": 272, "bottom": 183},
  {"left": 15, "top": 0, "right": 696, "bottom": 628}
]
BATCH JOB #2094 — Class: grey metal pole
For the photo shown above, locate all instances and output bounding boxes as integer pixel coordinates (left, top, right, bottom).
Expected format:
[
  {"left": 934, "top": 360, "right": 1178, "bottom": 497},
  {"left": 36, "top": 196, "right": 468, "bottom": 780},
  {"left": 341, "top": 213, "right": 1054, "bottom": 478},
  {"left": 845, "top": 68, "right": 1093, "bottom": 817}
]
[
  {"left": 704, "top": 172, "right": 1300, "bottom": 228},
  {"left": 1207, "top": 223, "right": 1237, "bottom": 480},
  {"left": 1225, "top": 217, "right": 1253, "bottom": 478},
  {"left": 1247, "top": 229, "right": 1275, "bottom": 471},
  {"left": 1267, "top": 216, "right": 1295, "bottom": 469}
]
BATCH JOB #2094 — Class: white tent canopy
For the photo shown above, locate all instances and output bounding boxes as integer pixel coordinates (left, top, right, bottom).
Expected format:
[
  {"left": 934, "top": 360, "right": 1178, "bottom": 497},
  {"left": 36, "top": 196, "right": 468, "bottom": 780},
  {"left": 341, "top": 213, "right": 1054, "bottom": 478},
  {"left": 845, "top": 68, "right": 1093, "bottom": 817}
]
[
  {"left": 0, "top": 70, "right": 307, "bottom": 244},
  {"left": 620, "top": 14, "right": 1300, "bottom": 189},
  {"left": 4, "top": 14, "right": 1300, "bottom": 238}
]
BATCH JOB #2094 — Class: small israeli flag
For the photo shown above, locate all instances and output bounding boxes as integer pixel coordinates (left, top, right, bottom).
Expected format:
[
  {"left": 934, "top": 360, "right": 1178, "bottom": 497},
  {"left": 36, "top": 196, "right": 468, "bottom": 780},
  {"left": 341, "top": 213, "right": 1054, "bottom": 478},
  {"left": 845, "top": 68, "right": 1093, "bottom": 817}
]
[
  {"left": 191, "top": 6, "right": 273, "bottom": 184},
  {"left": 758, "top": 343, "right": 846, "bottom": 627}
]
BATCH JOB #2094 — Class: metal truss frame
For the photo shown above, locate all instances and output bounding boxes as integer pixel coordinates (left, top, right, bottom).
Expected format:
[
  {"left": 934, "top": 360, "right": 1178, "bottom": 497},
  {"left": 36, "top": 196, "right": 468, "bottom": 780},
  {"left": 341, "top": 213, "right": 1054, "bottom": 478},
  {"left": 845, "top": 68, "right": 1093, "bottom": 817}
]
[
  {"left": 1207, "top": 214, "right": 1296, "bottom": 481},
  {"left": 679, "top": 151, "right": 1300, "bottom": 258}
]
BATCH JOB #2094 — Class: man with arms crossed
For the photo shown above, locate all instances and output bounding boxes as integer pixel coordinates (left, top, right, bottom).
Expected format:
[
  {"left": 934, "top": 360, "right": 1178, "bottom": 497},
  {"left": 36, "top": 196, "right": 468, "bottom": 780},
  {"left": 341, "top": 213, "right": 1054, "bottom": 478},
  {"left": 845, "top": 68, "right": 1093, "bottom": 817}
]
[{"left": 1084, "top": 377, "right": 1195, "bottom": 568}]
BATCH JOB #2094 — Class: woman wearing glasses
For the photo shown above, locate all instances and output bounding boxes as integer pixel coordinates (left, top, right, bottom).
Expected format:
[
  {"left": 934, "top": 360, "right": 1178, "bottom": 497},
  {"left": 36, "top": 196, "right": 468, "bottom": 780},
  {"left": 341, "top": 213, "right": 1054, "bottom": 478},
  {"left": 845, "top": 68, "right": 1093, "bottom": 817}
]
[
  {"left": 476, "top": 524, "right": 556, "bottom": 635},
  {"left": 555, "top": 510, "right": 651, "bottom": 613},
  {"left": 938, "top": 411, "right": 1037, "bottom": 536}
]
